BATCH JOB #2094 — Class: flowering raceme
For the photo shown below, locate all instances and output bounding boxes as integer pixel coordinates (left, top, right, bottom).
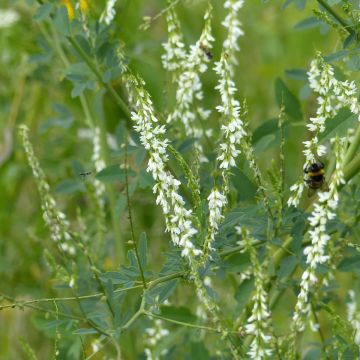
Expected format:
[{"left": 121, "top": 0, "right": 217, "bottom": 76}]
[
  {"left": 288, "top": 54, "right": 360, "bottom": 207},
  {"left": 126, "top": 74, "right": 201, "bottom": 261},
  {"left": 292, "top": 137, "right": 346, "bottom": 332},
  {"left": 203, "top": 0, "right": 245, "bottom": 256},
  {"left": 166, "top": 3, "right": 214, "bottom": 161},
  {"left": 19, "top": 125, "right": 76, "bottom": 256},
  {"left": 161, "top": 3, "right": 186, "bottom": 72}
]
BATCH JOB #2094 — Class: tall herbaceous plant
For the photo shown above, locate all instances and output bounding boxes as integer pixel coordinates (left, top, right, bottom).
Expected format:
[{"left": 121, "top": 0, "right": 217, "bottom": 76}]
[{"left": 2, "top": 0, "right": 360, "bottom": 358}]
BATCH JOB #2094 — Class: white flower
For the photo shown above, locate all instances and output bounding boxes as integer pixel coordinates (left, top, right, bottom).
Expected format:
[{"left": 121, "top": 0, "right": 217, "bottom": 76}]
[
  {"left": 101, "top": 0, "right": 117, "bottom": 25},
  {"left": 292, "top": 137, "right": 346, "bottom": 332},
  {"left": 126, "top": 74, "right": 201, "bottom": 262},
  {"left": 0, "top": 9, "right": 19, "bottom": 28}
]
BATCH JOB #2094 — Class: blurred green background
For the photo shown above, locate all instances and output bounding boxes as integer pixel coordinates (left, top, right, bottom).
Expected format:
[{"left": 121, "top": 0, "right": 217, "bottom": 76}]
[{"left": 0, "top": 0, "right": 341, "bottom": 358}]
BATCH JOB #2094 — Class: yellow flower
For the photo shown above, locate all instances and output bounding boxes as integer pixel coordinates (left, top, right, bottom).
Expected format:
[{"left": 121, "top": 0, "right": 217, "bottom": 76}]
[
  {"left": 79, "top": 0, "right": 89, "bottom": 14},
  {"left": 62, "top": 0, "right": 74, "bottom": 20}
]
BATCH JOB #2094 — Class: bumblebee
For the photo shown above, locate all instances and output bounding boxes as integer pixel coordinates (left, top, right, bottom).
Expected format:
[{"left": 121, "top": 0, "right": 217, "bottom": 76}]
[
  {"left": 304, "top": 161, "right": 325, "bottom": 190},
  {"left": 199, "top": 43, "right": 213, "bottom": 60}
]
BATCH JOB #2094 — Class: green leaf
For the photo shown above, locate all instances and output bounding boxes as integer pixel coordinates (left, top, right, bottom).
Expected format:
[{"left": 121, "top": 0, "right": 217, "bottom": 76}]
[
  {"left": 318, "top": 108, "right": 357, "bottom": 142},
  {"left": 139, "top": 232, "right": 147, "bottom": 268},
  {"left": 235, "top": 278, "right": 254, "bottom": 313},
  {"left": 222, "top": 253, "right": 250, "bottom": 273},
  {"left": 275, "top": 78, "right": 302, "bottom": 120},
  {"left": 294, "top": 17, "right": 321, "bottom": 30},
  {"left": 138, "top": 169, "right": 154, "bottom": 189},
  {"left": 277, "top": 256, "right": 298, "bottom": 278},
  {"left": 190, "top": 342, "right": 211, "bottom": 360},
  {"left": 160, "top": 305, "right": 197, "bottom": 323},
  {"left": 53, "top": 7, "right": 70, "bottom": 36},
  {"left": 95, "top": 165, "right": 136, "bottom": 182},
  {"left": 324, "top": 50, "right": 348, "bottom": 62},
  {"left": 73, "top": 328, "right": 98, "bottom": 335},
  {"left": 254, "top": 134, "right": 277, "bottom": 153},
  {"left": 55, "top": 179, "right": 84, "bottom": 194},
  {"left": 103, "top": 66, "right": 123, "bottom": 83},
  {"left": 285, "top": 68, "right": 308, "bottom": 81},
  {"left": 338, "top": 256, "right": 360, "bottom": 272},
  {"left": 344, "top": 32, "right": 356, "bottom": 49},
  {"left": 115, "top": 194, "right": 127, "bottom": 216},
  {"left": 33, "top": 3, "right": 54, "bottom": 21},
  {"left": 231, "top": 168, "right": 257, "bottom": 202}
]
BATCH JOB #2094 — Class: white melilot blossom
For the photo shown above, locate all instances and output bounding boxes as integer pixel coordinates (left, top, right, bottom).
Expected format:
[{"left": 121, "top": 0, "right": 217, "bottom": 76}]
[
  {"left": 203, "top": 1, "right": 245, "bottom": 257},
  {"left": 101, "top": 0, "right": 117, "bottom": 25},
  {"left": 215, "top": 55, "right": 246, "bottom": 171},
  {"left": 126, "top": 74, "right": 201, "bottom": 261},
  {"left": 239, "top": 228, "right": 273, "bottom": 360},
  {"left": 292, "top": 137, "right": 346, "bottom": 332},
  {"left": 144, "top": 320, "right": 169, "bottom": 360},
  {"left": 347, "top": 290, "right": 360, "bottom": 345},
  {"left": 222, "top": 0, "right": 245, "bottom": 66},
  {"left": 161, "top": 4, "right": 187, "bottom": 72},
  {"left": 0, "top": 9, "right": 19, "bottom": 28},
  {"left": 92, "top": 127, "right": 106, "bottom": 200},
  {"left": 289, "top": 54, "right": 360, "bottom": 207},
  {"left": 19, "top": 125, "right": 76, "bottom": 256},
  {"left": 166, "top": 5, "right": 214, "bottom": 160}
]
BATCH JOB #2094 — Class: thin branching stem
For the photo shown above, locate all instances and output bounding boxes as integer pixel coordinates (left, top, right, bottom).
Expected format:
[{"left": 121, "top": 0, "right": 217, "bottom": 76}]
[{"left": 124, "top": 139, "right": 147, "bottom": 289}]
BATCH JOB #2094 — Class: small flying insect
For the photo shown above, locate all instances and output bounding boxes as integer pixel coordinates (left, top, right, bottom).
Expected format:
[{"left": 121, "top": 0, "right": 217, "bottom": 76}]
[
  {"left": 304, "top": 161, "right": 328, "bottom": 195},
  {"left": 199, "top": 43, "right": 213, "bottom": 60},
  {"left": 79, "top": 171, "right": 92, "bottom": 180}
]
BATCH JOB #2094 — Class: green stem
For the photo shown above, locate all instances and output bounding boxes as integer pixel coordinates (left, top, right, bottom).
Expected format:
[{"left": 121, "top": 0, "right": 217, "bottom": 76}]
[
  {"left": 316, "top": 0, "right": 353, "bottom": 35},
  {"left": 125, "top": 140, "right": 147, "bottom": 289},
  {"left": 67, "top": 36, "right": 132, "bottom": 122},
  {"left": 344, "top": 123, "right": 360, "bottom": 165},
  {"left": 121, "top": 297, "right": 145, "bottom": 332},
  {"left": 344, "top": 153, "right": 360, "bottom": 181},
  {"left": 144, "top": 311, "right": 225, "bottom": 332}
]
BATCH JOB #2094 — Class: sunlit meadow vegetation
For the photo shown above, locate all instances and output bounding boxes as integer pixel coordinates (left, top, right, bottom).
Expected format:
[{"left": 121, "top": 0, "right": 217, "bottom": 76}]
[{"left": 1, "top": 0, "right": 360, "bottom": 359}]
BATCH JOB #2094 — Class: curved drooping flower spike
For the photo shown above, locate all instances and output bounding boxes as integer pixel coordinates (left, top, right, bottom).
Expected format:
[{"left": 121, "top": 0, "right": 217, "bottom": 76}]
[
  {"left": 125, "top": 74, "right": 201, "bottom": 262},
  {"left": 288, "top": 53, "right": 360, "bottom": 207}
]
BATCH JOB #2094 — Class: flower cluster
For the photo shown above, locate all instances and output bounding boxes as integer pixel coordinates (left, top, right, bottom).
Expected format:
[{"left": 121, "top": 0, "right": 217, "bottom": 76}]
[
  {"left": 203, "top": 1, "right": 246, "bottom": 257},
  {"left": 19, "top": 125, "right": 76, "bottom": 255},
  {"left": 222, "top": 0, "right": 245, "bottom": 66},
  {"left": 126, "top": 74, "right": 201, "bottom": 261},
  {"left": 214, "top": 54, "right": 246, "bottom": 171},
  {"left": 205, "top": 188, "right": 227, "bottom": 252},
  {"left": 347, "top": 290, "right": 360, "bottom": 345},
  {"left": 166, "top": 4, "right": 214, "bottom": 160},
  {"left": 161, "top": 3, "right": 186, "bottom": 72},
  {"left": 91, "top": 127, "right": 106, "bottom": 200},
  {"left": 292, "top": 137, "right": 346, "bottom": 332},
  {"left": 0, "top": 8, "right": 19, "bottom": 29},
  {"left": 237, "top": 227, "right": 273, "bottom": 359},
  {"left": 144, "top": 320, "right": 169, "bottom": 360},
  {"left": 101, "top": 0, "right": 117, "bottom": 25},
  {"left": 288, "top": 54, "right": 360, "bottom": 207}
]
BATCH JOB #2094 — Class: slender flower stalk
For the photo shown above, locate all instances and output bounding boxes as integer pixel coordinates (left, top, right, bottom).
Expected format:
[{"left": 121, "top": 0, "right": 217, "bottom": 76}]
[
  {"left": 166, "top": 3, "right": 214, "bottom": 161},
  {"left": 19, "top": 125, "right": 76, "bottom": 256},
  {"left": 288, "top": 53, "right": 360, "bottom": 207},
  {"left": 161, "top": 1, "right": 186, "bottom": 73},
  {"left": 238, "top": 227, "right": 273, "bottom": 360},
  {"left": 292, "top": 137, "right": 346, "bottom": 333}
]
